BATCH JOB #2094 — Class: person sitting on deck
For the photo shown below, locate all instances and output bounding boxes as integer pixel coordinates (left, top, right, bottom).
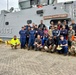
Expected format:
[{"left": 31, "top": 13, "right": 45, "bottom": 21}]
[
  {"left": 69, "top": 36, "right": 76, "bottom": 55},
  {"left": 34, "top": 35, "right": 43, "bottom": 51},
  {"left": 57, "top": 35, "right": 68, "bottom": 56},
  {"left": 10, "top": 35, "right": 20, "bottom": 49},
  {"left": 44, "top": 36, "right": 56, "bottom": 53}
]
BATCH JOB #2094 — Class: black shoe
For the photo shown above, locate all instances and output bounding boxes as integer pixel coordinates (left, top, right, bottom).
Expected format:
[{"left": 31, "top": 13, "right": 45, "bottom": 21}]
[
  {"left": 23, "top": 47, "right": 26, "bottom": 49},
  {"left": 34, "top": 48, "right": 37, "bottom": 51},
  {"left": 64, "top": 54, "right": 67, "bottom": 56},
  {"left": 28, "top": 48, "right": 30, "bottom": 50}
]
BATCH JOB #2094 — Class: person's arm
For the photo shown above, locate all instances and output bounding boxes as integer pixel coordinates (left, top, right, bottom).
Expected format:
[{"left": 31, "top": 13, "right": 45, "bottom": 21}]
[
  {"left": 45, "top": 40, "right": 48, "bottom": 46},
  {"left": 71, "top": 41, "right": 75, "bottom": 46},
  {"left": 62, "top": 44, "right": 68, "bottom": 46},
  {"left": 38, "top": 24, "right": 40, "bottom": 28},
  {"left": 75, "top": 24, "right": 76, "bottom": 32},
  {"left": 52, "top": 30, "right": 54, "bottom": 36},
  {"left": 62, "top": 40, "right": 68, "bottom": 46},
  {"left": 65, "top": 29, "right": 68, "bottom": 35},
  {"left": 58, "top": 40, "right": 61, "bottom": 46},
  {"left": 57, "top": 30, "right": 60, "bottom": 37},
  {"left": 71, "top": 42, "right": 75, "bottom": 48},
  {"left": 72, "top": 30, "right": 75, "bottom": 36},
  {"left": 43, "top": 24, "right": 46, "bottom": 28},
  {"left": 17, "top": 39, "right": 20, "bottom": 45},
  {"left": 34, "top": 39, "right": 38, "bottom": 45},
  {"left": 37, "top": 40, "right": 42, "bottom": 47},
  {"left": 34, "top": 31, "right": 36, "bottom": 36},
  {"left": 38, "top": 30, "right": 40, "bottom": 35},
  {"left": 51, "top": 39, "right": 55, "bottom": 46},
  {"left": 19, "top": 31, "right": 21, "bottom": 35}
]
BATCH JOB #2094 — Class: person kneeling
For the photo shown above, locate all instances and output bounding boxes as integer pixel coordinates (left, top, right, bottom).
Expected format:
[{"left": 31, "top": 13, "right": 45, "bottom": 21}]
[
  {"left": 57, "top": 35, "right": 68, "bottom": 56},
  {"left": 10, "top": 35, "right": 20, "bottom": 49},
  {"left": 44, "top": 36, "right": 56, "bottom": 53},
  {"left": 34, "top": 35, "right": 43, "bottom": 51}
]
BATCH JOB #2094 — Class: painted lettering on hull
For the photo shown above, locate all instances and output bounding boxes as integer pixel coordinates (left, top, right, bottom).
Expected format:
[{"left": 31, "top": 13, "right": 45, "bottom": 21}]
[{"left": 0, "top": 28, "right": 12, "bottom": 34}]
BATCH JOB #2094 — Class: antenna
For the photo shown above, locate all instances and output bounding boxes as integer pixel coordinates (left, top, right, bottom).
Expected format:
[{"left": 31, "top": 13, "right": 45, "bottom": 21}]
[
  {"left": 51, "top": 0, "right": 57, "bottom": 4},
  {"left": 7, "top": 0, "right": 9, "bottom": 10}
]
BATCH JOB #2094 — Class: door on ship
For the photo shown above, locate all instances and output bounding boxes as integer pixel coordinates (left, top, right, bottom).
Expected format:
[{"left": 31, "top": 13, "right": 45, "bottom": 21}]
[{"left": 50, "top": 18, "right": 71, "bottom": 25}]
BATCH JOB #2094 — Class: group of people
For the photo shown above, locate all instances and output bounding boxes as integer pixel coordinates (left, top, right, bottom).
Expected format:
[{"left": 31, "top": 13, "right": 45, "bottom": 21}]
[{"left": 10, "top": 20, "right": 76, "bottom": 56}]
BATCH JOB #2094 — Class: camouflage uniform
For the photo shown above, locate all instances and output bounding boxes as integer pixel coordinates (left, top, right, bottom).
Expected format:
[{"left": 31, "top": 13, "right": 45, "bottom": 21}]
[
  {"left": 68, "top": 29, "right": 75, "bottom": 46},
  {"left": 69, "top": 41, "right": 76, "bottom": 55},
  {"left": 68, "top": 29, "right": 75, "bottom": 41}
]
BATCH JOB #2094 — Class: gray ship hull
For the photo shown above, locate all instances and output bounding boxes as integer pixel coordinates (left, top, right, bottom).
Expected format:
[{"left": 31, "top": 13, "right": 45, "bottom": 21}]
[{"left": 0, "top": 1, "right": 76, "bottom": 39}]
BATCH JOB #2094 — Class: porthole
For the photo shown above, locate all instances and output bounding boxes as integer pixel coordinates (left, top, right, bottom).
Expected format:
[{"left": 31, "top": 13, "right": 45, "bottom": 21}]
[{"left": 5, "top": 22, "right": 9, "bottom": 25}]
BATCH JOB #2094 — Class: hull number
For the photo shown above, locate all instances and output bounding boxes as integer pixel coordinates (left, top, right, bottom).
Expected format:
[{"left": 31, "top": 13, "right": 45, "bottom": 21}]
[{"left": 0, "top": 28, "right": 12, "bottom": 34}]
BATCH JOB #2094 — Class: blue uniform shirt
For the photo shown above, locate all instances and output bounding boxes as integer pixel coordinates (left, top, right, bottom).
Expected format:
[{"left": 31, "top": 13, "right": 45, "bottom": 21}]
[
  {"left": 29, "top": 30, "right": 35, "bottom": 38},
  {"left": 38, "top": 30, "right": 44, "bottom": 37},
  {"left": 58, "top": 39, "right": 68, "bottom": 45},
  {"left": 52, "top": 30, "right": 60, "bottom": 37},
  {"left": 19, "top": 30, "right": 27, "bottom": 38},
  {"left": 26, "top": 25, "right": 31, "bottom": 30},
  {"left": 60, "top": 29, "right": 67, "bottom": 36}
]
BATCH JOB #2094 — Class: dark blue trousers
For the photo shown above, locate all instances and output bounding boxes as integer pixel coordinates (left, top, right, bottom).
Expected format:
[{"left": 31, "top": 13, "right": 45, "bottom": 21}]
[
  {"left": 58, "top": 46, "right": 68, "bottom": 54},
  {"left": 62, "top": 46, "right": 68, "bottom": 54},
  {"left": 28, "top": 37, "right": 35, "bottom": 48},
  {"left": 20, "top": 38, "right": 26, "bottom": 48}
]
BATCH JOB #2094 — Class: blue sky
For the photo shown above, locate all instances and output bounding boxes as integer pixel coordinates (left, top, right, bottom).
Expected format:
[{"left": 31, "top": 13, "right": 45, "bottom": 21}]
[{"left": 0, "top": 0, "right": 76, "bottom": 11}]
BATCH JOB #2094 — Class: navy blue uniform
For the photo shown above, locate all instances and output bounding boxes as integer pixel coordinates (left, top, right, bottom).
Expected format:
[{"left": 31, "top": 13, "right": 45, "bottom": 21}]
[
  {"left": 28, "top": 30, "right": 36, "bottom": 48},
  {"left": 38, "top": 30, "right": 44, "bottom": 39},
  {"left": 26, "top": 25, "right": 31, "bottom": 30},
  {"left": 60, "top": 29, "right": 67, "bottom": 39},
  {"left": 52, "top": 30, "right": 60, "bottom": 37},
  {"left": 58, "top": 39, "right": 68, "bottom": 54},
  {"left": 19, "top": 30, "right": 27, "bottom": 48}
]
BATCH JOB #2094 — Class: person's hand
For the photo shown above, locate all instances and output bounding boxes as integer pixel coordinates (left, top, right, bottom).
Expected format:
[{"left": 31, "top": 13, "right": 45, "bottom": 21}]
[
  {"left": 54, "top": 36, "right": 56, "bottom": 38},
  {"left": 36, "top": 31, "right": 38, "bottom": 33},
  {"left": 71, "top": 46, "right": 75, "bottom": 48},
  {"left": 41, "top": 36, "right": 42, "bottom": 38},
  {"left": 35, "top": 42, "right": 37, "bottom": 45},
  {"left": 37, "top": 45, "right": 39, "bottom": 47},
  {"left": 60, "top": 44, "right": 63, "bottom": 46}
]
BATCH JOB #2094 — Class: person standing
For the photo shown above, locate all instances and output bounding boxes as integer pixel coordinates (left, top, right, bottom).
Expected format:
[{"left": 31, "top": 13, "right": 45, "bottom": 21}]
[
  {"left": 48, "top": 25, "right": 54, "bottom": 36},
  {"left": 57, "top": 21, "right": 62, "bottom": 30},
  {"left": 26, "top": 26, "right": 31, "bottom": 46},
  {"left": 63, "top": 20, "right": 68, "bottom": 30},
  {"left": 70, "top": 20, "right": 76, "bottom": 35},
  {"left": 68, "top": 26, "right": 75, "bottom": 47},
  {"left": 38, "top": 28, "right": 44, "bottom": 39},
  {"left": 19, "top": 27, "right": 27, "bottom": 49},
  {"left": 60, "top": 26, "right": 68, "bottom": 39},
  {"left": 34, "top": 25, "right": 38, "bottom": 38},
  {"left": 49, "top": 21, "right": 54, "bottom": 29},
  {"left": 38, "top": 20, "right": 46, "bottom": 30},
  {"left": 26, "top": 24, "right": 31, "bottom": 30},
  {"left": 52, "top": 25, "right": 60, "bottom": 45},
  {"left": 28, "top": 27, "right": 36, "bottom": 50}
]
